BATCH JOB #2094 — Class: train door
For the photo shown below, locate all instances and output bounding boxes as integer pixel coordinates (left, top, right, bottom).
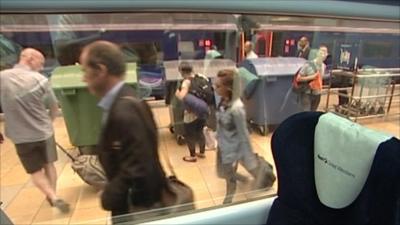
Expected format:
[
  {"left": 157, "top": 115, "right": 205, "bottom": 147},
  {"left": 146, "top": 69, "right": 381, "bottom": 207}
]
[
  {"left": 162, "top": 31, "right": 179, "bottom": 60},
  {"left": 253, "top": 31, "right": 273, "bottom": 57},
  {"left": 252, "top": 30, "right": 315, "bottom": 58}
]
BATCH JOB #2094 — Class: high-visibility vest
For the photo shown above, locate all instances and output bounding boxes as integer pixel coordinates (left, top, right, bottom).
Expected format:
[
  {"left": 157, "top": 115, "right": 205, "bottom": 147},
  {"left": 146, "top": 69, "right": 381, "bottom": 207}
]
[{"left": 309, "top": 71, "right": 322, "bottom": 91}]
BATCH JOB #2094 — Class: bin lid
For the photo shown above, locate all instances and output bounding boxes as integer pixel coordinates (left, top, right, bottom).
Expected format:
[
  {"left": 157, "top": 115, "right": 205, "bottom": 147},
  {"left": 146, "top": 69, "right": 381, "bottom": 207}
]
[
  {"left": 245, "top": 57, "right": 306, "bottom": 77},
  {"left": 51, "top": 63, "right": 137, "bottom": 89},
  {"left": 164, "top": 59, "right": 236, "bottom": 81},
  {"left": 237, "top": 67, "right": 258, "bottom": 84}
]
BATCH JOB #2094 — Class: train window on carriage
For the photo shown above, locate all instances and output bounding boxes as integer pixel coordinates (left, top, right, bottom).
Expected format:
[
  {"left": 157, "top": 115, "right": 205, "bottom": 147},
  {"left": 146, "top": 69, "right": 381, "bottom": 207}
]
[{"left": 362, "top": 41, "right": 394, "bottom": 58}]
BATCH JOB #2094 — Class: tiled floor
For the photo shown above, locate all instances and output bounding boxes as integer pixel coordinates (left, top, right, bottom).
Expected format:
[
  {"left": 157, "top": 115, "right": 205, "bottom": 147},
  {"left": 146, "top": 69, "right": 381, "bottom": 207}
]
[{"left": 1, "top": 102, "right": 399, "bottom": 225}]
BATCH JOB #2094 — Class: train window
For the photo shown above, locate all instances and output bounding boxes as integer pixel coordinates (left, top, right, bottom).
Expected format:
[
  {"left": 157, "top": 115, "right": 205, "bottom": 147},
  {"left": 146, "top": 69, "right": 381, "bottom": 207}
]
[
  {"left": 0, "top": 13, "right": 238, "bottom": 67},
  {"left": 178, "top": 41, "right": 195, "bottom": 59},
  {"left": 1, "top": 8, "right": 399, "bottom": 224},
  {"left": 362, "top": 41, "right": 393, "bottom": 58}
]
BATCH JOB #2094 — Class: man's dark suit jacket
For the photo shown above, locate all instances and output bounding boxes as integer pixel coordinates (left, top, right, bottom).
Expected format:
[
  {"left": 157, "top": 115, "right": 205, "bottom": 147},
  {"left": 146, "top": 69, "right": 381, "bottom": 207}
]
[
  {"left": 296, "top": 47, "right": 310, "bottom": 60},
  {"left": 97, "top": 84, "right": 166, "bottom": 213},
  {"left": 266, "top": 112, "right": 400, "bottom": 225}
]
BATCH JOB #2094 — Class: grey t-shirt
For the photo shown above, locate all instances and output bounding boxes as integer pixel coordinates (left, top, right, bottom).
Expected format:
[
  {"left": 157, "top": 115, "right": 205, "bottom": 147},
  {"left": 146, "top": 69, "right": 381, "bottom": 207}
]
[
  {"left": 0, "top": 64, "right": 57, "bottom": 144},
  {"left": 299, "top": 61, "right": 325, "bottom": 95}
]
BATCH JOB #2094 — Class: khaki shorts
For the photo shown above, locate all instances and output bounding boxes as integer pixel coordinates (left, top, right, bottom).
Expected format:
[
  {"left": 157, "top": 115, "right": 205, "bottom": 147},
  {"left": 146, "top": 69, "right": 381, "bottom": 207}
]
[{"left": 15, "top": 136, "right": 58, "bottom": 174}]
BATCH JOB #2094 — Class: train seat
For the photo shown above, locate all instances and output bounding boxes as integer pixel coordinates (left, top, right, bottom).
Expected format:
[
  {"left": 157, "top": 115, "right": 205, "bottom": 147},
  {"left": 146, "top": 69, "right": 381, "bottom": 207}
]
[{"left": 266, "top": 112, "right": 400, "bottom": 225}]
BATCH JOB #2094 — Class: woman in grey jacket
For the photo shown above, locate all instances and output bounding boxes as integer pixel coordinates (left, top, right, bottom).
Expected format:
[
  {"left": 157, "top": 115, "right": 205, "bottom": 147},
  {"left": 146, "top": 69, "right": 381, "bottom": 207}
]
[{"left": 215, "top": 69, "right": 259, "bottom": 204}]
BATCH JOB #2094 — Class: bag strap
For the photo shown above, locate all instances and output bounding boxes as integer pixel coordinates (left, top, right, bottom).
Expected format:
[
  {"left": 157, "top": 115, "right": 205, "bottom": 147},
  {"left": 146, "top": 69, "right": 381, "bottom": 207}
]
[
  {"left": 120, "top": 96, "right": 177, "bottom": 177},
  {"left": 309, "top": 61, "right": 318, "bottom": 73},
  {"left": 55, "top": 142, "right": 76, "bottom": 161},
  {"left": 295, "top": 61, "right": 319, "bottom": 82},
  {"left": 294, "top": 68, "right": 302, "bottom": 83}
]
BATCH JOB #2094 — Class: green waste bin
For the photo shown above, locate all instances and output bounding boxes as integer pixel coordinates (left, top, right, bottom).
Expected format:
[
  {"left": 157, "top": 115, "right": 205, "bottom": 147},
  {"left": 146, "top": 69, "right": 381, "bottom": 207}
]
[
  {"left": 51, "top": 63, "right": 137, "bottom": 149},
  {"left": 236, "top": 67, "right": 259, "bottom": 99}
]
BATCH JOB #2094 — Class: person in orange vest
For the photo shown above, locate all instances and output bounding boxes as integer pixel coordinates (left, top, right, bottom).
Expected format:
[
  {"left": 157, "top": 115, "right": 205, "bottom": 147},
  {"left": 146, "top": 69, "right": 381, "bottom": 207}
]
[{"left": 296, "top": 45, "right": 328, "bottom": 111}]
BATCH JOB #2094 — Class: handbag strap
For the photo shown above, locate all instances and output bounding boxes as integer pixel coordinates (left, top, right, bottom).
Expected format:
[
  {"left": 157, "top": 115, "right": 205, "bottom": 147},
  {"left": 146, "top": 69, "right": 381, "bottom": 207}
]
[
  {"left": 120, "top": 96, "right": 177, "bottom": 177},
  {"left": 55, "top": 142, "right": 76, "bottom": 161}
]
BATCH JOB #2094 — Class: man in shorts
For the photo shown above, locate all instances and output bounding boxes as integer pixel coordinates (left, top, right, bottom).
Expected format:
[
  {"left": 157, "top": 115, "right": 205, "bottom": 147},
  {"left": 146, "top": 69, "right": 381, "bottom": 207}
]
[{"left": 0, "top": 48, "right": 69, "bottom": 213}]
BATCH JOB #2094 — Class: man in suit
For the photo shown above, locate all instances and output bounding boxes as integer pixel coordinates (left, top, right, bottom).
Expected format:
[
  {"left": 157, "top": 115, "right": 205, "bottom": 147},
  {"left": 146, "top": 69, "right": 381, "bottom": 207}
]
[
  {"left": 80, "top": 41, "right": 166, "bottom": 224},
  {"left": 296, "top": 36, "right": 311, "bottom": 60}
]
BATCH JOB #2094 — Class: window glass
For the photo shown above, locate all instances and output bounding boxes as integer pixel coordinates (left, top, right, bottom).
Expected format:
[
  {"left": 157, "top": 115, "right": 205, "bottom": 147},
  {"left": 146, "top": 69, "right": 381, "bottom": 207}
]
[
  {"left": 0, "top": 11, "right": 399, "bottom": 224},
  {"left": 362, "top": 41, "right": 394, "bottom": 58}
]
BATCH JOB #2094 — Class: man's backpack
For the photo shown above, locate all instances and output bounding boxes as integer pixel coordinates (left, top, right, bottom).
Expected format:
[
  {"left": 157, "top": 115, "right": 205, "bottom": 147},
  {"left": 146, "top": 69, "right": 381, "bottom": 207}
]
[
  {"left": 292, "top": 62, "right": 317, "bottom": 94},
  {"left": 189, "top": 74, "right": 215, "bottom": 106}
]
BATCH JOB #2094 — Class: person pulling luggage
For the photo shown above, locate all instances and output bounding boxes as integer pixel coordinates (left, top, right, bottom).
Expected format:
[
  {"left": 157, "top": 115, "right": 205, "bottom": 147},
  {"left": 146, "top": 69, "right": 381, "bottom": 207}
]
[{"left": 214, "top": 69, "right": 276, "bottom": 204}]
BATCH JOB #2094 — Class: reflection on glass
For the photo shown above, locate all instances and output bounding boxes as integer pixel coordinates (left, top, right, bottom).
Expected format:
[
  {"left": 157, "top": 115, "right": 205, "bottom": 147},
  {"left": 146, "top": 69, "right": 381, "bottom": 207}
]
[{"left": 0, "top": 11, "right": 399, "bottom": 224}]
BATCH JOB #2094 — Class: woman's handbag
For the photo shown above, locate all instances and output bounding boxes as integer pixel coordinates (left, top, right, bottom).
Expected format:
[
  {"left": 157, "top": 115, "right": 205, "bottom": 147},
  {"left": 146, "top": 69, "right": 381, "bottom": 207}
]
[
  {"left": 129, "top": 175, "right": 195, "bottom": 217},
  {"left": 121, "top": 97, "right": 195, "bottom": 216},
  {"left": 159, "top": 175, "right": 195, "bottom": 213},
  {"left": 156, "top": 134, "right": 195, "bottom": 214}
]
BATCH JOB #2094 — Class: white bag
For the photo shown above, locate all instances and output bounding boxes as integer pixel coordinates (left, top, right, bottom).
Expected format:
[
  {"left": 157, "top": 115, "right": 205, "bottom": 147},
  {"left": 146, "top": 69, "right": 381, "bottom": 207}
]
[{"left": 203, "top": 127, "right": 217, "bottom": 150}]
